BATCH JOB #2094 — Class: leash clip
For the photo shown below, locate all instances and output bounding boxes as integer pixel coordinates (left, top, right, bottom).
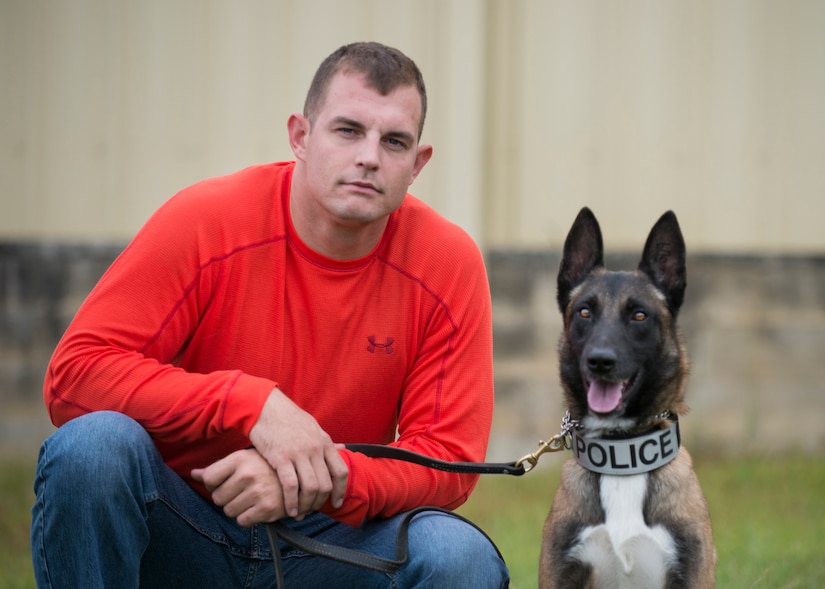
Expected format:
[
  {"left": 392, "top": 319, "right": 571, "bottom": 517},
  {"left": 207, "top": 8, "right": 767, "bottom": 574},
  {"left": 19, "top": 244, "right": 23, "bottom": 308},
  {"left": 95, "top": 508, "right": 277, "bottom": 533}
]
[
  {"left": 515, "top": 434, "right": 569, "bottom": 473},
  {"left": 514, "top": 411, "right": 579, "bottom": 473}
]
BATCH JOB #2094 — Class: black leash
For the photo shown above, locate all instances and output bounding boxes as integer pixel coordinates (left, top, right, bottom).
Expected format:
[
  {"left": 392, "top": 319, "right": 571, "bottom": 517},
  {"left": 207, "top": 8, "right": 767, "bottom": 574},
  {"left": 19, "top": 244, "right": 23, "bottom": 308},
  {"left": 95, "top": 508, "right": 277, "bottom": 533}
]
[
  {"left": 345, "top": 443, "right": 531, "bottom": 475},
  {"left": 266, "top": 412, "right": 677, "bottom": 585},
  {"left": 265, "top": 442, "right": 544, "bottom": 587},
  {"left": 266, "top": 505, "right": 503, "bottom": 586}
]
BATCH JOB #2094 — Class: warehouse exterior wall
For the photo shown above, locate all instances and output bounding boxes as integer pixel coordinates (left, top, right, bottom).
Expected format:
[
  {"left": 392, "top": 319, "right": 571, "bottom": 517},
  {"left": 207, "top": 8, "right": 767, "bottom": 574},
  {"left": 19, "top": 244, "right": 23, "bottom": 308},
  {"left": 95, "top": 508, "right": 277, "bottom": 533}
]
[
  {"left": 2, "top": 1, "right": 824, "bottom": 456},
  {"left": 2, "top": 1, "right": 824, "bottom": 254}
]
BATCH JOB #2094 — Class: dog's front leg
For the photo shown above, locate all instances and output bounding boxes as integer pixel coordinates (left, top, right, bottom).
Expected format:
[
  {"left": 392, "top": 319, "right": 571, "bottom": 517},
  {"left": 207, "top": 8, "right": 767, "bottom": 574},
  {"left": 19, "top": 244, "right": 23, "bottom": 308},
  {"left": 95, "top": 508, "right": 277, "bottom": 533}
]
[
  {"left": 539, "top": 463, "right": 604, "bottom": 588},
  {"left": 538, "top": 517, "right": 596, "bottom": 589}
]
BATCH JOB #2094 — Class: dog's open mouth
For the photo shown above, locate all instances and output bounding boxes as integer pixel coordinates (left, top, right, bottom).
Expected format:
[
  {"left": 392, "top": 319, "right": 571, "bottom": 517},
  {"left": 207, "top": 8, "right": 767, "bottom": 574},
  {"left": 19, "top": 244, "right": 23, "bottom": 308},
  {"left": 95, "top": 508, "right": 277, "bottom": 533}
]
[{"left": 585, "top": 374, "right": 637, "bottom": 414}]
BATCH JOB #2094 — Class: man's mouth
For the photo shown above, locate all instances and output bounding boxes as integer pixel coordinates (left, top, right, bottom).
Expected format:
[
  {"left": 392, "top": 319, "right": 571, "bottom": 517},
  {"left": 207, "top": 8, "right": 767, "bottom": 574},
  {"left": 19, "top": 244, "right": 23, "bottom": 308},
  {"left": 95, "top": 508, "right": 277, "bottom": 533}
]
[
  {"left": 347, "top": 180, "right": 381, "bottom": 194},
  {"left": 584, "top": 373, "right": 637, "bottom": 414}
]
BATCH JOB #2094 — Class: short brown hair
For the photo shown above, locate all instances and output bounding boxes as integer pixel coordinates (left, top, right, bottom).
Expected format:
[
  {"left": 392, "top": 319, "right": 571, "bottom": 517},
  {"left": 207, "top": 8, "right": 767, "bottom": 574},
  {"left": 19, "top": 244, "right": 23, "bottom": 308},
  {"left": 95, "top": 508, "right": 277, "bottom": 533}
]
[{"left": 304, "top": 42, "right": 428, "bottom": 139}]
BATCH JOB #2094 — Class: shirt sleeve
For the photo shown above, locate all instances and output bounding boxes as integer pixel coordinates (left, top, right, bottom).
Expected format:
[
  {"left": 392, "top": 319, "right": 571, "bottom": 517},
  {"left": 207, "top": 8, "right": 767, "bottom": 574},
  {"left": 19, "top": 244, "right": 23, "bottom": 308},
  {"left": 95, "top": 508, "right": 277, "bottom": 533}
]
[{"left": 43, "top": 186, "right": 273, "bottom": 446}]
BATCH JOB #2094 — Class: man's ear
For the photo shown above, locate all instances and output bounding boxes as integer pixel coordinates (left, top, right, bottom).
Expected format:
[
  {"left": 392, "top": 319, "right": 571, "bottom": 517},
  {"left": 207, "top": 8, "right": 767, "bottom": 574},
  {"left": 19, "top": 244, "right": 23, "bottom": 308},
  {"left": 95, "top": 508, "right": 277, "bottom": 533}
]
[
  {"left": 408, "top": 144, "right": 433, "bottom": 185},
  {"left": 287, "top": 113, "right": 310, "bottom": 161}
]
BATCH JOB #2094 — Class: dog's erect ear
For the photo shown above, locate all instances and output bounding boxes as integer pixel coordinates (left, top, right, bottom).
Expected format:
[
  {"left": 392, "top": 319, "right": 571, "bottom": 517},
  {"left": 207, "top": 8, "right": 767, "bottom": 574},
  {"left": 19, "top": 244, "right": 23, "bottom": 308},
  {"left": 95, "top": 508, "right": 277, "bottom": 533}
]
[
  {"left": 638, "top": 211, "right": 687, "bottom": 315},
  {"left": 557, "top": 207, "right": 604, "bottom": 312}
]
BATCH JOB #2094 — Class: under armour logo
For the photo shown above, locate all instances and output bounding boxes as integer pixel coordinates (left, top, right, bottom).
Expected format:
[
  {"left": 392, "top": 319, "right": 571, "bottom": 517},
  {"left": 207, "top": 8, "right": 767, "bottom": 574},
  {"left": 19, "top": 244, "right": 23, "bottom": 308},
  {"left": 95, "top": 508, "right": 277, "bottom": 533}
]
[{"left": 367, "top": 336, "right": 395, "bottom": 354}]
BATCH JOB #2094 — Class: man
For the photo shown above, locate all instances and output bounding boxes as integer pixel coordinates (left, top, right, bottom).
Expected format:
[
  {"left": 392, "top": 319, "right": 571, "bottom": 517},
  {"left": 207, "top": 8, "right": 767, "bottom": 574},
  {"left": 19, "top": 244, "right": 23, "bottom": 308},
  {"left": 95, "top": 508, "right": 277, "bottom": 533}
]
[{"left": 31, "top": 42, "right": 509, "bottom": 588}]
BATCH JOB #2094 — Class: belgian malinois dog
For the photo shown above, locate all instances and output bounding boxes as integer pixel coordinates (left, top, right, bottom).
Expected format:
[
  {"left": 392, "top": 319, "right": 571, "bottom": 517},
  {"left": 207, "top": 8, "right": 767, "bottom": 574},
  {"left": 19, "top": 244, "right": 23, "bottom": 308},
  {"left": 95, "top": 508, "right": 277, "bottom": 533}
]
[{"left": 539, "top": 208, "right": 716, "bottom": 588}]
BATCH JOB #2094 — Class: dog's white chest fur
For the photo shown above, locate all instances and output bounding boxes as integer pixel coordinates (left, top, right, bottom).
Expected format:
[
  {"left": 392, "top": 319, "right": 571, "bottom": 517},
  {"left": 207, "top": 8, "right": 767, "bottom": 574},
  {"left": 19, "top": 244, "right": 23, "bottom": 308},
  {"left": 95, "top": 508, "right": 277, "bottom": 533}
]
[{"left": 571, "top": 474, "right": 676, "bottom": 588}]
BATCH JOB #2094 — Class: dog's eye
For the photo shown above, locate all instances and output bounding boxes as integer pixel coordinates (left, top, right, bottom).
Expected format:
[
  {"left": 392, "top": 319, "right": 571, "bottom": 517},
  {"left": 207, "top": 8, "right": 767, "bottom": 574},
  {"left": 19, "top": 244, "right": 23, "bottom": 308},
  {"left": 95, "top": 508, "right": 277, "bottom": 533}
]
[
  {"left": 632, "top": 310, "right": 647, "bottom": 321},
  {"left": 578, "top": 307, "right": 591, "bottom": 319}
]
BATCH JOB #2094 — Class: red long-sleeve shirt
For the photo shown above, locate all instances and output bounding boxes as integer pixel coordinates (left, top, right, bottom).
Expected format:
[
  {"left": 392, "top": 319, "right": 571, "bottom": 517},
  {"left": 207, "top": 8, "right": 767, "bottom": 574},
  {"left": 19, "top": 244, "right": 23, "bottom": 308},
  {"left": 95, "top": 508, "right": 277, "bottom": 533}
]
[{"left": 44, "top": 161, "right": 494, "bottom": 526}]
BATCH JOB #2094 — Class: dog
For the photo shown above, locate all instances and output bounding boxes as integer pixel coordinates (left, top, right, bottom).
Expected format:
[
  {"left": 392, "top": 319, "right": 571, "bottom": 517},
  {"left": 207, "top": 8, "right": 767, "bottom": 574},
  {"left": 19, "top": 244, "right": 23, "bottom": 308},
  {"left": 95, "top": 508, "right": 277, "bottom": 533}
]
[{"left": 538, "top": 208, "right": 716, "bottom": 588}]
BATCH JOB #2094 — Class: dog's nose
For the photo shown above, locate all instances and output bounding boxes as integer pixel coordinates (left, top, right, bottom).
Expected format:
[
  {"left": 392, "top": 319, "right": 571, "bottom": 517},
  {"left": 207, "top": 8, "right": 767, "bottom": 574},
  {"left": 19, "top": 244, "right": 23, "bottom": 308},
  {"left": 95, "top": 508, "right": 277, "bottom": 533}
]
[{"left": 587, "top": 348, "right": 617, "bottom": 374}]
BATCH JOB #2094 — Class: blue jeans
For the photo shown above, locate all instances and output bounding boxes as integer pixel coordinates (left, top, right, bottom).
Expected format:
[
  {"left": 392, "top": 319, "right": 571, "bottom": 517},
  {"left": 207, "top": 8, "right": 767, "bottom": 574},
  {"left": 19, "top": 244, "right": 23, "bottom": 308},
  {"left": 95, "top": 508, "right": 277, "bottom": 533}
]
[{"left": 31, "top": 412, "right": 509, "bottom": 588}]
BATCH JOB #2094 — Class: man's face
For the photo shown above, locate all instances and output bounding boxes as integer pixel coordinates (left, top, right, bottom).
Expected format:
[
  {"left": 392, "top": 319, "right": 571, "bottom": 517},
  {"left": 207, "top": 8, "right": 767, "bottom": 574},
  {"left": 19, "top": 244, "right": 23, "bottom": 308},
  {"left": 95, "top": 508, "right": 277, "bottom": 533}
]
[{"left": 293, "top": 72, "right": 431, "bottom": 227}]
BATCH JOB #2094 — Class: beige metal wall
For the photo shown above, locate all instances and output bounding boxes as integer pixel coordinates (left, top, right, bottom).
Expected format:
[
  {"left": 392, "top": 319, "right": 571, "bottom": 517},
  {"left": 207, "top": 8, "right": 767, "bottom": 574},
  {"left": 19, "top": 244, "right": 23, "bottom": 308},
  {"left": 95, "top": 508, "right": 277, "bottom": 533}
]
[
  {"left": 2, "top": 0, "right": 824, "bottom": 253},
  {"left": 483, "top": 0, "right": 825, "bottom": 254}
]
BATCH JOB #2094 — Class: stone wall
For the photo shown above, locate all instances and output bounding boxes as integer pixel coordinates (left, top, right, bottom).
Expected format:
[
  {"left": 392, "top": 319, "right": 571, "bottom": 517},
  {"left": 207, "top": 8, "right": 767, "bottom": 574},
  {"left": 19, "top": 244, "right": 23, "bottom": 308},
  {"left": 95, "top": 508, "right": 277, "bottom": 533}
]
[
  {"left": 0, "top": 243, "right": 124, "bottom": 456},
  {"left": 2, "top": 243, "right": 824, "bottom": 459},
  {"left": 487, "top": 251, "right": 825, "bottom": 461}
]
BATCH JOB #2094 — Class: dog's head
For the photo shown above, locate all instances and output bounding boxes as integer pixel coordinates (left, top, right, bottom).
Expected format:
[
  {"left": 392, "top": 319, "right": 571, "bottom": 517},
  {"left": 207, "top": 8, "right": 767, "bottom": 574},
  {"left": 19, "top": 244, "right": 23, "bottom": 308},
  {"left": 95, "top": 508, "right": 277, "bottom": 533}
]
[{"left": 557, "top": 207, "right": 689, "bottom": 432}]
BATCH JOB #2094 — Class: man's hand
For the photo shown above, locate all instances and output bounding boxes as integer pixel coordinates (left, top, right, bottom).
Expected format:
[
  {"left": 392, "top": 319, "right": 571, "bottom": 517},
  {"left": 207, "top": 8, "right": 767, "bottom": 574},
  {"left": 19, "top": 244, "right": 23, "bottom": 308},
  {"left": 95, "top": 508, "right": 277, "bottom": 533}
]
[
  {"left": 247, "top": 387, "right": 349, "bottom": 519},
  {"left": 192, "top": 448, "right": 286, "bottom": 526}
]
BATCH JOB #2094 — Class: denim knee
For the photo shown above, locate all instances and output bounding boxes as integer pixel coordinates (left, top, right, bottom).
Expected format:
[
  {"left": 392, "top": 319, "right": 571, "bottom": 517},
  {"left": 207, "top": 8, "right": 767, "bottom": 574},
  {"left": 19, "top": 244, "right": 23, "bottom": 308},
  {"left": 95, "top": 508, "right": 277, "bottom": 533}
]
[
  {"left": 403, "top": 510, "right": 510, "bottom": 588},
  {"left": 35, "top": 411, "right": 159, "bottom": 501}
]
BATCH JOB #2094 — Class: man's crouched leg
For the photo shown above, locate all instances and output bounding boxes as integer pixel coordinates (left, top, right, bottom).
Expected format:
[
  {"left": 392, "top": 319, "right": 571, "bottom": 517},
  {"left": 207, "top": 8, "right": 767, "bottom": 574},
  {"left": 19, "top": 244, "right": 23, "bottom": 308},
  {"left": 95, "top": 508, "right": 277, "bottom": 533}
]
[{"left": 277, "top": 508, "right": 510, "bottom": 588}]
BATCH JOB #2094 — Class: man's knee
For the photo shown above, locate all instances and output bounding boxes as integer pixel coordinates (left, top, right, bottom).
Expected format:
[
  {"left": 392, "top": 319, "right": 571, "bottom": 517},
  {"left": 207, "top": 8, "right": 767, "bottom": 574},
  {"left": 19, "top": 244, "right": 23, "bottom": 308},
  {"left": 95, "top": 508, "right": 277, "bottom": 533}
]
[
  {"left": 32, "top": 412, "right": 160, "bottom": 587},
  {"left": 405, "top": 510, "right": 509, "bottom": 587},
  {"left": 36, "top": 411, "right": 156, "bottom": 495}
]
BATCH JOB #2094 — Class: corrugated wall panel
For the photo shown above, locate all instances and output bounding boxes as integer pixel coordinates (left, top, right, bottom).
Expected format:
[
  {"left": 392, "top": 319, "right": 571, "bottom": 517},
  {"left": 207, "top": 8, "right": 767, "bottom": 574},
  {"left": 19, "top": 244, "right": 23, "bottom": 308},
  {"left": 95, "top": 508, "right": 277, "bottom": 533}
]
[
  {"left": 2, "top": 0, "right": 823, "bottom": 253},
  {"left": 481, "top": 0, "right": 825, "bottom": 253}
]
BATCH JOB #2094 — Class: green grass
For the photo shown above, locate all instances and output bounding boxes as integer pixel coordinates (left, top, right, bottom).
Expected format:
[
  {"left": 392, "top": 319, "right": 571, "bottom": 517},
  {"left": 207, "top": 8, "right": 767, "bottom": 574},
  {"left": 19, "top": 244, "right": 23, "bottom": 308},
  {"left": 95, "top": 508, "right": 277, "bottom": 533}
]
[
  {"left": 0, "top": 459, "right": 36, "bottom": 589},
  {"left": 3, "top": 453, "right": 824, "bottom": 588},
  {"left": 458, "top": 453, "right": 825, "bottom": 588}
]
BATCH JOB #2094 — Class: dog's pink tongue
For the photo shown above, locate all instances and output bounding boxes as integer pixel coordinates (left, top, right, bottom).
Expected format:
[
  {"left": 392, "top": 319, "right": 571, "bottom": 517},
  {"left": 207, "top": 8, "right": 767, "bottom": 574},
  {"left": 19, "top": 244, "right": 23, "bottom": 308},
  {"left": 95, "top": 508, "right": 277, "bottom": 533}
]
[{"left": 587, "top": 381, "right": 622, "bottom": 414}]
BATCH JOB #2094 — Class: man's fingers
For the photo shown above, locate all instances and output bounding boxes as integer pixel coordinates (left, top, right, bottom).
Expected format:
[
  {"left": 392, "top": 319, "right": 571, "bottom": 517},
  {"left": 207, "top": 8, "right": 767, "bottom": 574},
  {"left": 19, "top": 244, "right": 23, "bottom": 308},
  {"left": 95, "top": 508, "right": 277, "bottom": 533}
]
[
  {"left": 272, "top": 449, "right": 344, "bottom": 518},
  {"left": 275, "top": 462, "right": 300, "bottom": 518},
  {"left": 226, "top": 492, "right": 282, "bottom": 527},
  {"left": 326, "top": 446, "right": 349, "bottom": 509},
  {"left": 191, "top": 458, "right": 233, "bottom": 494},
  {"left": 196, "top": 449, "right": 290, "bottom": 526},
  {"left": 302, "top": 454, "right": 334, "bottom": 513}
]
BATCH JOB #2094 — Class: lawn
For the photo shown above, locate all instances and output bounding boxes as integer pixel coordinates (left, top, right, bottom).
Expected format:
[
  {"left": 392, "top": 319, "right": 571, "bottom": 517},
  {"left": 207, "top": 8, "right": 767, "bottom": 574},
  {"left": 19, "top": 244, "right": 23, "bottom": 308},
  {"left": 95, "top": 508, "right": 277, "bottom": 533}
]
[
  {"left": 2, "top": 453, "right": 823, "bottom": 588},
  {"left": 458, "top": 453, "right": 825, "bottom": 588}
]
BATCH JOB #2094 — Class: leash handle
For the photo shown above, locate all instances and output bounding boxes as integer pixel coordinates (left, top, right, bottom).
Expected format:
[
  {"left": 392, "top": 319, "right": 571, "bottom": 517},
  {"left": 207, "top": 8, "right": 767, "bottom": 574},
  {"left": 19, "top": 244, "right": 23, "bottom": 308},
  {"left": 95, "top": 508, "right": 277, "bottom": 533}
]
[
  {"left": 267, "top": 519, "right": 405, "bottom": 574},
  {"left": 266, "top": 506, "right": 503, "bottom": 587}
]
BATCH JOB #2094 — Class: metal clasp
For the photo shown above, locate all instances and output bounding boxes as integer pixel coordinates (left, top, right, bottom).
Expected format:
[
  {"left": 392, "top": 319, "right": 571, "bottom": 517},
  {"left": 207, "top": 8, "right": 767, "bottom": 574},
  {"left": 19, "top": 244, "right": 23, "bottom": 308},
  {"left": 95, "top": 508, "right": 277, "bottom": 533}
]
[
  {"left": 514, "top": 433, "right": 569, "bottom": 473},
  {"left": 513, "top": 411, "right": 580, "bottom": 473}
]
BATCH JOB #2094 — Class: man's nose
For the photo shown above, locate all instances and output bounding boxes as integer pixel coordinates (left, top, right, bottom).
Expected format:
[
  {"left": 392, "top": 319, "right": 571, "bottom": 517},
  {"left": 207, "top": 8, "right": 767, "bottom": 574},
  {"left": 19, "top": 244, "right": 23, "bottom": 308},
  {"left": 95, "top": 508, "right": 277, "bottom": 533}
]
[{"left": 356, "top": 136, "right": 380, "bottom": 169}]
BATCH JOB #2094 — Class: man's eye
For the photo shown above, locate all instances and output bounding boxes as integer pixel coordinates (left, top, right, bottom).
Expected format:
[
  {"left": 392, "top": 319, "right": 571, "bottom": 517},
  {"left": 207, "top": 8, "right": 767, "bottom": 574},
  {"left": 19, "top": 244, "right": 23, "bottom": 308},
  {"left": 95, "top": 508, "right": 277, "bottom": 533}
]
[{"left": 385, "top": 137, "right": 407, "bottom": 150}]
